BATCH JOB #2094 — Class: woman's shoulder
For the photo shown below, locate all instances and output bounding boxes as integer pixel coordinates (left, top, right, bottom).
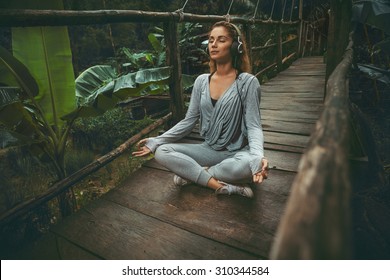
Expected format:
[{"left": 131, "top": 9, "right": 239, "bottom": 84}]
[
  {"left": 195, "top": 73, "right": 210, "bottom": 82},
  {"left": 238, "top": 72, "right": 256, "bottom": 80},
  {"left": 238, "top": 72, "right": 260, "bottom": 86}
]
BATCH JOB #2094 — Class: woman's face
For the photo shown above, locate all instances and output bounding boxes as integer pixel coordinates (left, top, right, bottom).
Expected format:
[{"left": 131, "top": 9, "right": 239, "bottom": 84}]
[{"left": 208, "top": 26, "right": 233, "bottom": 63}]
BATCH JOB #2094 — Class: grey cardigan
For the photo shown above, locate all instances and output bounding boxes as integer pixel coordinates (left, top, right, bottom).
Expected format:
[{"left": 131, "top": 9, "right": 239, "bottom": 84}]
[{"left": 145, "top": 72, "right": 265, "bottom": 174}]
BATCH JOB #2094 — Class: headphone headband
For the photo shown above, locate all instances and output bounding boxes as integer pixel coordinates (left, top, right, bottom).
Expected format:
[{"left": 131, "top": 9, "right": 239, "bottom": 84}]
[
  {"left": 228, "top": 22, "right": 243, "bottom": 55},
  {"left": 206, "top": 21, "right": 244, "bottom": 56}
]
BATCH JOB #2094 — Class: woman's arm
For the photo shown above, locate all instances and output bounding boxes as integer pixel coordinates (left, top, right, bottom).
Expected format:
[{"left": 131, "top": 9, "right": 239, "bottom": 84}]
[
  {"left": 142, "top": 75, "right": 205, "bottom": 153},
  {"left": 244, "top": 76, "right": 267, "bottom": 177}
]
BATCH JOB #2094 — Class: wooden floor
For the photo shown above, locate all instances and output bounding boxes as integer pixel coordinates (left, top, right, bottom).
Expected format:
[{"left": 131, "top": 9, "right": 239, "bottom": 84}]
[{"left": 31, "top": 56, "right": 326, "bottom": 260}]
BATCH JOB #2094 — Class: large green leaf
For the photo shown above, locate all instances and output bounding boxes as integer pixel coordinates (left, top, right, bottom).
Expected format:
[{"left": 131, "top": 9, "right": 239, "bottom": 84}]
[
  {"left": 0, "top": 46, "right": 39, "bottom": 99},
  {"left": 358, "top": 63, "right": 390, "bottom": 85},
  {"left": 6, "top": 0, "right": 74, "bottom": 128},
  {"left": 12, "top": 26, "right": 76, "bottom": 126},
  {"left": 113, "top": 66, "right": 171, "bottom": 98},
  {"left": 62, "top": 66, "right": 172, "bottom": 121},
  {"left": 75, "top": 65, "right": 117, "bottom": 107},
  {"left": 353, "top": 0, "right": 390, "bottom": 33},
  {"left": 0, "top": 90, "right": 44, "bottom": 145}
]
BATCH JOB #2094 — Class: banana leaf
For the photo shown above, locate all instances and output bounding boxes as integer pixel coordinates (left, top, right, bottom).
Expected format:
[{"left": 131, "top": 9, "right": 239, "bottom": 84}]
[
  {"left": 353, "top": 0, "right": 390, "bottom": 33},
  {"left": 0, "top": 129, "right": 41, "bottom": 149},
  {"left": 358, "top": 63, "right": 390, "bottom": 85},
  {"left": 182, "top": 74, "right": 196, "bottom": 90},
  {"left": 62, "top": 66, "right": 172, "bottom": 121},
  {"left": 8, "top": 0, "right": 75, "bottom": 126},
  {"left": 373, "top": 37, "right": 390, "bottom": 55},
  {"left": 0, "top": 46, "right": 39, "bottom": 99},
  {"left": 0, "top": 93, "right": 44, "bottom": 145},
  {"left": 12, "top": 26, "right": 76, "bottom": 126},
  {"left": 75, "top": 65, "right": 117, "bottom": 107}
]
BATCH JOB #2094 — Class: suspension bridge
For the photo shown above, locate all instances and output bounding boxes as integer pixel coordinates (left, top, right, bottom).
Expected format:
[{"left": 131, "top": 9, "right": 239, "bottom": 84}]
[
  {"left": 18, "top": 56, "right": 326, "bottom": 259},
  {"left": 0, "top": 0, "right": 363, "bottom": 259}
]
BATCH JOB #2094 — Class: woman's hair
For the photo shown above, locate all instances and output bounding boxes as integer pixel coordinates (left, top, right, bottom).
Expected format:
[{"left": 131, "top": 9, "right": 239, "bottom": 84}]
[{"left": 208, "top": 21, "right": 251, "bottom": 74}]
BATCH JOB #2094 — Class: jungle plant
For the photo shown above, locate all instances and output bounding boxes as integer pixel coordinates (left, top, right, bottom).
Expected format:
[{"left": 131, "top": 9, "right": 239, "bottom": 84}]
[{"left": 352, "top": 0, "right": 390, "bottom": 99}]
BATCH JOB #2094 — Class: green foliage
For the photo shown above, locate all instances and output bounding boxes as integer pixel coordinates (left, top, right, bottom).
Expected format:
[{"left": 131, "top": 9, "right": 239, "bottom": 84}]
[
  {"left": 71, "top": 107, "right": 154, "bottom": 153},
  {"left": 352, "top": 0, "right": 390, "bottom": 91}
]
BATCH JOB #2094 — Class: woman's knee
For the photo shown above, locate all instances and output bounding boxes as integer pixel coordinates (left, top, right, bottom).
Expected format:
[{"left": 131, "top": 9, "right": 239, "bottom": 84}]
[{"left": 154, "top": 144, "right": 175, "bottom": 162}]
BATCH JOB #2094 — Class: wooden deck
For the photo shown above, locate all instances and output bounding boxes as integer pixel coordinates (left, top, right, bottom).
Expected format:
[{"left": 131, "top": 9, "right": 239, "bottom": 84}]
[{"left": 31, "top": 56, "right": 326, "bottom": 259}]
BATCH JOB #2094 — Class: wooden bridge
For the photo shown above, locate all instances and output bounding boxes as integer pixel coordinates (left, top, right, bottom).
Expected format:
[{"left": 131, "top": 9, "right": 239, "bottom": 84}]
[
  {"left": 24, "top": 56, "right": 328, "bottom": 259},
  {"left": 1, "top": 1, "right": 362, "bottom": 260}
]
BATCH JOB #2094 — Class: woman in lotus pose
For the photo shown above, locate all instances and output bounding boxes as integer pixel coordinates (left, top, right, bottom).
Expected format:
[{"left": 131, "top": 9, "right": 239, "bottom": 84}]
[{"left": 133, "top": 21, "right": 268, "bottom": 198}]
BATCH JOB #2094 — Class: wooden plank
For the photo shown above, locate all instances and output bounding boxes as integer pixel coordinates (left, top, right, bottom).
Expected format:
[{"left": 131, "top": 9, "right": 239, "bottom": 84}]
[
  {"left": 265, "top": 142, "right": 305, "bottom": 154},
  {"left": 51, "top": 199, "right": 257, "bottom": 259},
  {"left": 261, "top": 109, "right": 318, "bottom": 122},
  {"left": 264, "top": 131, "right": 309, "bottom": 148},
  {"left": 262, "top": 87, "right": 324, "bottom": 95},
  {"left": 262, "top": 119, "right": 316, "bottom": 136},
  {"left": 102, "top": 167, "right": 296, "bottom": 257},
  {"left": 261, "top": 101, "right": 323, "bottom": 113}
]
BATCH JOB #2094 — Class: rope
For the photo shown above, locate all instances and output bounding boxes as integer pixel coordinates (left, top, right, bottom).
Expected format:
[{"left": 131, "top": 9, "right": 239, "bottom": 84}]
[
  {"left": 289, "top": 0, "right": 295, "bottom": 22},
  {"left": 180, "top": 0, "right": 189, "bottom": 12},
  {"left": 251, "top": 0, "right": 261, "bottom": 20},
  {"left": 281, "top": 0, "right": 288, "bottom": 22},
  {"left": 225, "top": 0, "right": 235, "bottom": 22},
  {"left": 269, "top": 0, "right": 276, "bottom": 21},
  {"left": 174, "top": 0, "right": 190, "bottom": 21}
]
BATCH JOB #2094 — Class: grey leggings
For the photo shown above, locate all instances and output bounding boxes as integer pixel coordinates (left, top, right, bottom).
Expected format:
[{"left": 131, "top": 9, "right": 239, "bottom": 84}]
[{"left": 154, "top": 142, "right": 254, "bottom": 186}]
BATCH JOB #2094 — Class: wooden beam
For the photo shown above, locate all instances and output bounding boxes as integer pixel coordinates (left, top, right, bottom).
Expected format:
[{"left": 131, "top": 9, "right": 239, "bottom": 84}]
[
  {"left": 164, "top": 21, "right": 185, "bottom": 123},
  {"left": 276, "top": 23, "right": 283, "bottom": 70},
  {"left": 0, "top": 9, "right": 299, "bottom": 27},
  {"left": 325, "top": 0, "right": 353, "bottom": 82}
]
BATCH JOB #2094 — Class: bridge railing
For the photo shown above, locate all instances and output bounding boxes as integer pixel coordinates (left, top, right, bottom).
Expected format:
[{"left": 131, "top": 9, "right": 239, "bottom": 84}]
[{"left": 270, "top": 35, "right": 354, "bottom": 259}]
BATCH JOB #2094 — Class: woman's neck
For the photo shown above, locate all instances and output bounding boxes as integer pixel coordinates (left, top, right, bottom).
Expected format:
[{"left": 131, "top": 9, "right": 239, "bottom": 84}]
[{"left": 215, "top": 63, "right": 237, "bottom": 77}]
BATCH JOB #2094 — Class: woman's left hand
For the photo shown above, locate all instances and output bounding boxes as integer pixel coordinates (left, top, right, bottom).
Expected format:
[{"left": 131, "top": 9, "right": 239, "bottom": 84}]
[{"left": 253, "top": 158, "right": 269, "bottom": 184}]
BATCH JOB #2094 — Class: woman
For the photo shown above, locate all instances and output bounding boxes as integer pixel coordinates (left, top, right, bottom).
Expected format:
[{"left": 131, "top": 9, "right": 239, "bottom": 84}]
[{"left": 133, "top": 21, "right": 268, "bottom": 198}]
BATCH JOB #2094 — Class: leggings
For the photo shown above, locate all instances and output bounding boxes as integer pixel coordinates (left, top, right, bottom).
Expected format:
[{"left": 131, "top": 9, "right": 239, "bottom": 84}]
[{"left": 154, "top": 142, "right": 254, "bottom": 186}]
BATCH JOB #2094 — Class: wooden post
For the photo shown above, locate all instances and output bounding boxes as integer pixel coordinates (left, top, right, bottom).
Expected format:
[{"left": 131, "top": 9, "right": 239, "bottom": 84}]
[
  {"left": 325, "top": 0, "right": 352, "bottom": 82},
  {"left": 243, "top": 24, "right": 252, "bottom": 71},
  {"left": 276, "top": 22, "right": 283, "bottom": 70},
  {"left": 310, "top": 24, "right": 315, "bottom": 56},
  {"left": 163, "top": 21, "right": 185, "bottom": 124},
  {"left": 297, "top": 0, "right": 304, "bottom": 56}
]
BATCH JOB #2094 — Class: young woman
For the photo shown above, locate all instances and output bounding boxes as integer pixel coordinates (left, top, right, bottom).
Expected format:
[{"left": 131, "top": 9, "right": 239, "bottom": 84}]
[{"left": 133, "top": 21, "right": 268, "bottom": 198}]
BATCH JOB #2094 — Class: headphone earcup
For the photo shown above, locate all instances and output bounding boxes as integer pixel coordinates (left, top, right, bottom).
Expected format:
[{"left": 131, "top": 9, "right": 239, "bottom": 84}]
[
  {"left": 231, "top": 36, "right": 243, "bottom": 56},
  {"left": 231, "top": 41, "right": 239, "bottom": 56}
]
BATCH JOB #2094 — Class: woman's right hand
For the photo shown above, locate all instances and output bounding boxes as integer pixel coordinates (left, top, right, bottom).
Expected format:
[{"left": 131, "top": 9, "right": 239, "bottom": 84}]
[{"left": 132, "top": 138, "right": 152, "bottom": 157}]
